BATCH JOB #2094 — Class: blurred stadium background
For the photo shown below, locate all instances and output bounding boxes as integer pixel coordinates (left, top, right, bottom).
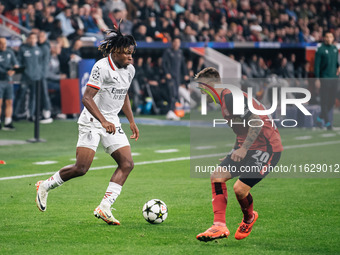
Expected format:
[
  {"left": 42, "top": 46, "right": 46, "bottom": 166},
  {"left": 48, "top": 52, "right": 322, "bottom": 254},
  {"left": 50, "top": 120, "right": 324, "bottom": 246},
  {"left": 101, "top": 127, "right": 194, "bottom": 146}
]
[
  {"left": 0, "top": 0, "right": 339, "bottom": 122},
  {"left": 0, "top": 1, "right": 340, "bottom": 254}
]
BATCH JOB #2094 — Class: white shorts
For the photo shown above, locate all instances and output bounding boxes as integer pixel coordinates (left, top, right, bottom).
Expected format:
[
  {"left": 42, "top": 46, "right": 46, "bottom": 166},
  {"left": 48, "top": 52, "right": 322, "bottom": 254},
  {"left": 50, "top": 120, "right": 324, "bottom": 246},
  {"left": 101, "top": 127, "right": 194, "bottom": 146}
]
[{"left": 76, "top": 124, "right": 130, "bottom": 155}]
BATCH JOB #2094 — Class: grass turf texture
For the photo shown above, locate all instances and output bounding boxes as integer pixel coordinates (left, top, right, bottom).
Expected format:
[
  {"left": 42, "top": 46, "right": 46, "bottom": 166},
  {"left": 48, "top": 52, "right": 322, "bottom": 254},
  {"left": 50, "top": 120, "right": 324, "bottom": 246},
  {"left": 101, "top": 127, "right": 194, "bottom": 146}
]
[{"left": 0, "top": 116, "right": 340, "bottom": 254}]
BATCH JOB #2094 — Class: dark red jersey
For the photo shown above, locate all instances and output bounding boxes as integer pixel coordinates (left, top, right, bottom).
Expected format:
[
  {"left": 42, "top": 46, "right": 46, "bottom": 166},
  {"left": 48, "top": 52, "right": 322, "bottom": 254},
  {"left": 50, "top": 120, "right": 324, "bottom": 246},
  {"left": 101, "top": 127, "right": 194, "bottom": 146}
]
[{"left": 221, "top": 89, "right": 283, "bottom": 152}]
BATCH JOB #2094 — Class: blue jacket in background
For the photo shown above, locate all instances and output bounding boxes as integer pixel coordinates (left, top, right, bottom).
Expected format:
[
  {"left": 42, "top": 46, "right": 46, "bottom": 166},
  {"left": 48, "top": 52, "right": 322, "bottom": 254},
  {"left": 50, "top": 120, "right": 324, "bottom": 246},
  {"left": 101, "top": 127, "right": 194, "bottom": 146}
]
[
  {"left": 38, "top": 41, "right": 51, "bottom": 79},
  {"left": 0, "top": 48, "right": 19, "bottom": 81},
  {"left": 18, "top": 44, "right": 43, "bottom": 81}
]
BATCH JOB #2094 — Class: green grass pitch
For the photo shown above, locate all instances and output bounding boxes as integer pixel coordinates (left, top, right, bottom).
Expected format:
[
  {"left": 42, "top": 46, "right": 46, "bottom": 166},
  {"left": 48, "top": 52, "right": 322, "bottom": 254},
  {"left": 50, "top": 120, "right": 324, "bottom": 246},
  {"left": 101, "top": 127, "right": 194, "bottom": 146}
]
[{"left": 0, "top": 115, "right": 339, "bottom": 255}]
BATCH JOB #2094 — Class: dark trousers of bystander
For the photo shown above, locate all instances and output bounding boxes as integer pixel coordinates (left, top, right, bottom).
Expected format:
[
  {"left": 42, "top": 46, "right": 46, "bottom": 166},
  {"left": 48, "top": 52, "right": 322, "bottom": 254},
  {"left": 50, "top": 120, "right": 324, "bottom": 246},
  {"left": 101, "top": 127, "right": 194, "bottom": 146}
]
[{"left": 319, "top": 79, "right": 338, "bottom": 124}]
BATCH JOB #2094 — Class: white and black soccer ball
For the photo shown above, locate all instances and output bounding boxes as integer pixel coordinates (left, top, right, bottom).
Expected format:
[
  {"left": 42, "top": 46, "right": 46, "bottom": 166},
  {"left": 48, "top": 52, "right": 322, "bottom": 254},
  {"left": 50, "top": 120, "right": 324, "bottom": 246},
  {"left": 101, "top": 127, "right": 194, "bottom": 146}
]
[{"left": 142, "top": 199, "right": 168, "bottom": 224}]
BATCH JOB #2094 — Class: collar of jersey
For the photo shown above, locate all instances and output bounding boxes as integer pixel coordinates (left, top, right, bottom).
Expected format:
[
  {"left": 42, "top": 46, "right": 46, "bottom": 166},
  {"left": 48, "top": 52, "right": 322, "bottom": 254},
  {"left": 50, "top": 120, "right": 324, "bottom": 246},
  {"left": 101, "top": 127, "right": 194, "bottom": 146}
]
[{"left": 108, "top": 54, "right": 117, "bottom": 71}]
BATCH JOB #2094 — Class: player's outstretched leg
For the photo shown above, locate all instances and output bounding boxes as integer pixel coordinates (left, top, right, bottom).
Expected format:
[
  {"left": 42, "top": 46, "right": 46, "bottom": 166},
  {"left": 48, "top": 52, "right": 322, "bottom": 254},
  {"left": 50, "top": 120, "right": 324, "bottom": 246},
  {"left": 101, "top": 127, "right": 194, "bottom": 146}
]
[
  {"left": 35, "top": 171, "right": 64, "bottom": 212},
  {"left": 35, "top": 147, "right": 95, "bottom": 212},
  {"left": 94, "top": 146, "right": 134, "bottom": 225},
  {"left": 234, "top": 180, "right": 258, "bottom": 240},
  {"left": 197, "top": 181, "right": 229, "bottom": 242}
]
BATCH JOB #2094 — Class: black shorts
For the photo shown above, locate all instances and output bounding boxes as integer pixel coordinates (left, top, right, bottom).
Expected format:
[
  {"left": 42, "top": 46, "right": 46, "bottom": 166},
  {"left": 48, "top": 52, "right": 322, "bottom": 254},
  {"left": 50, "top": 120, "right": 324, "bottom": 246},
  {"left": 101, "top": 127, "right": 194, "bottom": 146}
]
[{"left": 219, "top": 149, "right": 281, "bottom": 188}]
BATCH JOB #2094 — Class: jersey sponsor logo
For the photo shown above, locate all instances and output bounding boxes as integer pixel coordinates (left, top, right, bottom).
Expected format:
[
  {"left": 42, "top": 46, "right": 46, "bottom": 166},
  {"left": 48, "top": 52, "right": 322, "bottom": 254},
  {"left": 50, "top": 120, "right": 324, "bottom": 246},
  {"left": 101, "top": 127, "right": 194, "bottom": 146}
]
[{"left": 110, "top": 88, "right": 128, "bottom": 100}]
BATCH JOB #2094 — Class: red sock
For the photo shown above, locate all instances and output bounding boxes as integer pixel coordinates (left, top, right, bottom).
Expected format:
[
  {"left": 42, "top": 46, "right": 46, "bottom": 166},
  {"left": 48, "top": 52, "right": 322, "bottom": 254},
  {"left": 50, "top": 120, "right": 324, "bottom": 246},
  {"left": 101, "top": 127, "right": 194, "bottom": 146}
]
[
  {"left": 237, "top": 193, "right": 254, "bottom": 223},
  {"left": 211, "top": 182, "right": 228, "bottom": 225}
]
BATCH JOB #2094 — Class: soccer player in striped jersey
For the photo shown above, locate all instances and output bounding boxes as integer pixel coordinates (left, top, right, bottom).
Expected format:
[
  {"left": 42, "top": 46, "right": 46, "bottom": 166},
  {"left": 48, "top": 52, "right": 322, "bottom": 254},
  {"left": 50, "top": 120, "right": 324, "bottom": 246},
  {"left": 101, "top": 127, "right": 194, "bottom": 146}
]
[
  {"left": 35, "top": 26, "right": 139, "bottom": 225},
  {"left": 195, "top": 67, "right": 283, "bottom": 241}
]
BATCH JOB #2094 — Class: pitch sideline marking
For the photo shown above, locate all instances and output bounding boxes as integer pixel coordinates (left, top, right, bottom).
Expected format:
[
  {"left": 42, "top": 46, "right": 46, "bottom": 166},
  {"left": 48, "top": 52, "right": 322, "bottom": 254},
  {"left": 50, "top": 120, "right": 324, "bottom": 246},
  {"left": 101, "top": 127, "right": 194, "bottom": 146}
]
[
  {"left": 295, "top": 136, "right": 312, "bottom": 140},
  {"left": 155, "top": 149, "right": 179, "bottom": 153},
  {"left": 1, "top": 140, "right": 340, "bottom": 181}
]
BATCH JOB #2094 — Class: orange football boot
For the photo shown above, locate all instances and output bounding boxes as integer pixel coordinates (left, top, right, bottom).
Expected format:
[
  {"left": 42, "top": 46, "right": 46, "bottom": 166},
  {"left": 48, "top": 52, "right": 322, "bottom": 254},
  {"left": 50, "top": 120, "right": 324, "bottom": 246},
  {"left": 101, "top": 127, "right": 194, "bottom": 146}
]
[
  {"left": 235, "top": 211, "right": 258, "bottom": 240},
  {"left": 196, "top": 225, "right": 230, "bottom": 242}
]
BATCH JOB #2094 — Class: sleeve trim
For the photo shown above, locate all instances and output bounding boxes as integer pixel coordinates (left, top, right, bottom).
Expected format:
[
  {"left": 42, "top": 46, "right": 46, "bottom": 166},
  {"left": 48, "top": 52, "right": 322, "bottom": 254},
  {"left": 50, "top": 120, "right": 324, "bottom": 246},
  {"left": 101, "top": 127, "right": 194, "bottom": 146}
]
[{"left": 87, "top": 83, "right": 100, "bottom": 90}]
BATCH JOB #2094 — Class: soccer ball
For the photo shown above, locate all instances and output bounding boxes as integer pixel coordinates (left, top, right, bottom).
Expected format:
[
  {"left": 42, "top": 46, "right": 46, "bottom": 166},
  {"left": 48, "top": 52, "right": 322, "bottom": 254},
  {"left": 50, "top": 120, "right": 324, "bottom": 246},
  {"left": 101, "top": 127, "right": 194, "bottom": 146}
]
[{"left": 142, "top": 199, "right": 168, "bottom": 224}]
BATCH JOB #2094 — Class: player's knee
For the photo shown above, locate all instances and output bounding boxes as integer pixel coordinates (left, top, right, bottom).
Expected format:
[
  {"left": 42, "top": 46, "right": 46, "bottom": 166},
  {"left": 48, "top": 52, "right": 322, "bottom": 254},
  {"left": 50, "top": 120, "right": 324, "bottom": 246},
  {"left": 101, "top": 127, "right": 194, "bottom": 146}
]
[
  {"left": 210, "top": 174, "right": 222, "bottom": 183},
  {"left": 120, "top": 159, "right": 134, "bottom": 172},
  {"left": 73, "top": 164, "right": 89, "bottom": 176},
  {"left": 233, "top": 183, "right": 246, "bottom": 198}
]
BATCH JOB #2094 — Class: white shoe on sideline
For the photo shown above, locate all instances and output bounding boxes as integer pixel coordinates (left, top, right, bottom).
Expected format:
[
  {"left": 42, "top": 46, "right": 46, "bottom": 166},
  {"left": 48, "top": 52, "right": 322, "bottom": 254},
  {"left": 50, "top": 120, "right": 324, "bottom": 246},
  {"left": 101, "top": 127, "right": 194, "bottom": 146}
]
[
  {"left": 166, "top": 110, "right": 180, "bottom": 121},
  {"left": 42, "top": 110, "right": 51, "bottom": 119},
  {"left": 40, "top": 118, "right": 53, "bottom": 124}
]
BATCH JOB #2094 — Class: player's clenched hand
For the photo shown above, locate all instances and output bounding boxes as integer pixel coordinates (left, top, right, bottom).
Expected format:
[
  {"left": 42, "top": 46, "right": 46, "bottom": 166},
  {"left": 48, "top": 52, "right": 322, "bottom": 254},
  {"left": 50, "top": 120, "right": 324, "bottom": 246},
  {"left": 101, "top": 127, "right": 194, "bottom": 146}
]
[
  {"left": 231, "top": 147, "right": 247, "bottom": 162},
  {"left": 219, "top": 148, "right": 235, "bottom": 162},
  {"left": 102, "top": 120, "right": 116, "bottom": 134},
  {"left": 130, "top": 122, "right": 139, "bottom": 141}
]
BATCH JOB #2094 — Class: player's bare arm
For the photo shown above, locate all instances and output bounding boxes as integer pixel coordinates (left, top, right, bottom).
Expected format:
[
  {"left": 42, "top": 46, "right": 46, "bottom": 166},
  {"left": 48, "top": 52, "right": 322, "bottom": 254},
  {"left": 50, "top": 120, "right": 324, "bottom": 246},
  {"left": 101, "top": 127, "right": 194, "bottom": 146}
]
[
  {"left": 82, "top": 85, "right": 116, "bottom": 134},
  {"left": 121, "top": 94, "right": 139, "bottom": 141},
  {"left": 231, "top": 114, "right": 262, "bottom": 162}
]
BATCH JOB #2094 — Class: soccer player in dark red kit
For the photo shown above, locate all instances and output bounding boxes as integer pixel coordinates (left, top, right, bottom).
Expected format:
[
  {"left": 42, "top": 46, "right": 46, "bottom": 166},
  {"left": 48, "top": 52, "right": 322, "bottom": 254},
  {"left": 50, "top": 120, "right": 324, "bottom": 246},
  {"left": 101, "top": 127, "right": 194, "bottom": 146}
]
[{"left": 195, "top": 67, "right": 283, "bottom": 242}]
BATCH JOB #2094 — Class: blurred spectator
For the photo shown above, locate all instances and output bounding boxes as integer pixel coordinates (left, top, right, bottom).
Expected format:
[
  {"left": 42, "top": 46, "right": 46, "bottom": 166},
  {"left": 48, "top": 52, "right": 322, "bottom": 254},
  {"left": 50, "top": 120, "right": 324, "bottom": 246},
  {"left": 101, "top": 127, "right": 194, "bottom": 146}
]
[
  {"left": 145, "top": 12, "right": 161, "bottom": 40},
  {"left": 162, "top": 37, "right": 188, "bottom": 120},
  {"left": 70, "top": 4, "right": 85, "bottom": 32},
  {"left": 19, "top": 4, "right": 31, "bottom": 30},
  {"left": 143, "top": 56, "right": 168, "bottom": 114},
  {"left": 134, "top": 24, "right": 153, "bottom": 42},
  {"left": 47, "top": 42, "right": 67, "bottom": 117},
  {"left": 193, "top": 56, "right": 206, "bottom": 75},
  {"left": 39, "top": 6, "right": 55, "bottom": 34},
  {"left": 49, "top": 19, "right": 63, "bottom": 40},
  {"left": 56, "top": 36, "right": 71, "bottom": 77},
  {"left": 14, "top": 32, "right": 43, "bottom": 121},
  {"left": 119, "top": 10, "right": 133, "bottom": 35},
  {"left": 130, "top": 57, "right": 145, "bottom": 114},
  {"left": 182, "top": 25, "right": 197, "bottom": 42},
  {"left": 314, "top": 31, "right": 340, "bottom": 130},
  {"left": 0, "top": 37, "right": 19, "bottom": 130},
  {"left": 3, "top": 0, "right": 338, "bottom": 44},
  {"left": 4, "top": 7, "right": 20, "bottom": 34},
  {"left": 257, "top": 57, "right": 270, "bottom": 78},
  {"left": 68, "top": 39, "right": 83, "bottom": 78},
  {"left": 240, "top": 55, "right": 253, "bottom": 80},
  {"left": 92, "top": 7, "right": 109, "bottom": 32},
  {"left": 105, "top": 0, "right": 126, "bottom": 13},
  {"left": 124, "top": 0, "right": 137, "bottom": 21},
  {"left": 249, "top": 54, "right": 260, "bottom": 78},
  {"left": 34, "top": 1, "right": 44, "bottom": 30},
  {"left": 81, "top": 4, "right": 101, "bottom": 38},
  {"left": 38, "top": 31, "right": 53, "bottom": 123},
  {"left": 56, "top": 7, "right": 75, "bottom": 37}
]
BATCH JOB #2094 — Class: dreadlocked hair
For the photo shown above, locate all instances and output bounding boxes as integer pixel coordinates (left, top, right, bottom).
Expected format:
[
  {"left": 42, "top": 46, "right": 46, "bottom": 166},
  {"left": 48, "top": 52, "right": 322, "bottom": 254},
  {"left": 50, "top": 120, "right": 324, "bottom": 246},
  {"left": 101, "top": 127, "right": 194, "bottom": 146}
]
[
  {"left": 194, "top": 67, "right": 221, "bottom": 85},
  {"left": 98, "top": 23, "right": 137, "bottom": 57}
]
